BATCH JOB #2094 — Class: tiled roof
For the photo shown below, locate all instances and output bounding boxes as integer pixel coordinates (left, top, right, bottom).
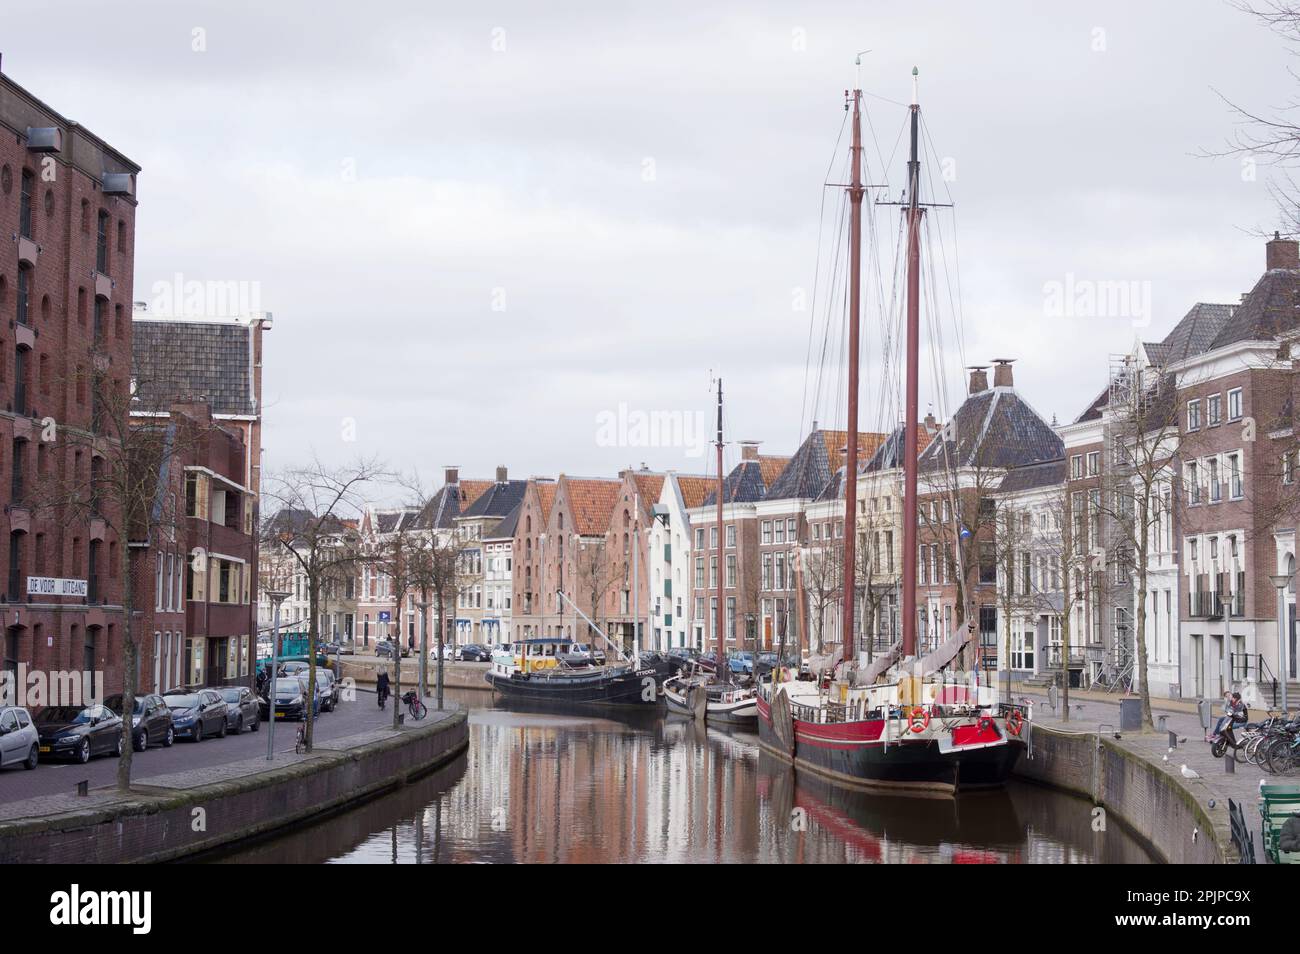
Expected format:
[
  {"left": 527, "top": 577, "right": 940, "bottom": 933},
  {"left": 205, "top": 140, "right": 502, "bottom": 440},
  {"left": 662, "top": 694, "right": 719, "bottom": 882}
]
[
  {"left": 631, "top": 472, "right": 665, "bottom": 506},
  {"left": 460, "top": 480, "right": 493, "bottom": 511},
  {"left": 537, "top": 482, "right": 558, "bottom": 519},
  {"left": 758, "top": 455, "right": 792, "bottom": 489},
  {"left": 675, "top": 475, "right": 714, "bottom": 509},
  {"left": 764, "top": 430, "right": 885, "bottom": 501},
  {"left": 1208, "top": 266, "right": 1300, "bottom": 350},
  {"left": 562, "top": 477, "right": 621, "bottom": 535},
  {"left": 460, "top": 480, "right": 527, "bottom": 520},
  {"left": 997, "top": 457, "right": 1067, "bottom": 494},
  {"left": 416, "top": 478, "right": 495, "bottom": 530},
  {"left": 920, "top": 388, "right": 1063, "bottom": 472},
  {"left": 132, "top": 319, "right": 255, "bottom": 416}
]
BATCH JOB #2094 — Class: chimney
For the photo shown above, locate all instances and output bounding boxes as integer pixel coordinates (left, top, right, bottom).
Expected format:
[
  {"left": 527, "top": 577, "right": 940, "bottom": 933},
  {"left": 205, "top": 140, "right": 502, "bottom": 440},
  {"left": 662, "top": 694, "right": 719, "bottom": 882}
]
[
  {"left": 992, "top": 358, "right": 1015, "bottom": 388},
  {"left": 444, "top": 465, "right": 459, "bottom": 485},
  {"left": 1267, "top": 231, "right": 1300, "bottom": 271},
  {"left": 495, "top": 465, "right": 507, "bottom": 483},
  {"left": 967, "top": 366, "right": 989, "bottom": 394},
  {"left": 924, "top": 412, "right": 937, "bottom": 429},
  {"left": 740, "top": 440, "right": 760, "bottom": 461}
]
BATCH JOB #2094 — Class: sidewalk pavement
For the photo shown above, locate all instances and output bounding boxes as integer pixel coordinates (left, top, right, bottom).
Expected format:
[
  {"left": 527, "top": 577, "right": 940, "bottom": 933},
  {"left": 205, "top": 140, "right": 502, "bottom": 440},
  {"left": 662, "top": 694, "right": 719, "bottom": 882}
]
[{"left": 1018, "top": 687, "right": 1284, "bottom": 862}]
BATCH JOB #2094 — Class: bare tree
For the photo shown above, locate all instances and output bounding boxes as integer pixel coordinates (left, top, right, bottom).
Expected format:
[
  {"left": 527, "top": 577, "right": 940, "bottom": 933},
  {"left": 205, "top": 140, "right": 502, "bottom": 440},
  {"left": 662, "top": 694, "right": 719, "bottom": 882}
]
[
  {"left": 262, "top": 458, "right": 379, "bottom": 749},
  {"left": 574, "top": 536, "right": 619, "bottom": 655},
  {"left": 31, "top": 352, "right": 218, "bottom": 791}
]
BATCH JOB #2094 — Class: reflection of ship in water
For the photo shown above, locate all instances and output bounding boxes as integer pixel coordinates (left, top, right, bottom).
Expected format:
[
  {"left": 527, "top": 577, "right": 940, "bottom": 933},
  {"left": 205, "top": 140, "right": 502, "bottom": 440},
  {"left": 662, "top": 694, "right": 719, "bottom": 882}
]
[{"left": 757, "top": 750, "right": 1024, "bottom": 863}]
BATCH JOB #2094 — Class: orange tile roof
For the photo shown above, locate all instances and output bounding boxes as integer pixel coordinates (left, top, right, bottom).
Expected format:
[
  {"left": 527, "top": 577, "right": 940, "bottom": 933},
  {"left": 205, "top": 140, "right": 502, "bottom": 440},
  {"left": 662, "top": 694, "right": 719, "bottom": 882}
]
[
  {"left": 536, "top": 482, "right": 557, "bottom": 518},
  {"left": 631, "top": 473, "right": 665, "bottom": 507},
  {"left": 758, "top": 455, "right": 791, "bottom": 488},
  {"left": 458, "top": 480, "right": 493, "bottom": 510},
  {"left": 675, "top": 475, "right": 714, "bottom": 509},
  {"left": 821, "top": 429, "right": 888, "bottom": 470},
  {"left": 562, "top": 477, "right": 621, "bottom": 536}
]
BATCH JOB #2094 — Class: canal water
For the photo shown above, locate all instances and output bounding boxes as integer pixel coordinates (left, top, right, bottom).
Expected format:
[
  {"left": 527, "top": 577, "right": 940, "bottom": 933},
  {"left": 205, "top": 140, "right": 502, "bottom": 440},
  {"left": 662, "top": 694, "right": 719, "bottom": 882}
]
[{"left": 214, "top": 689, "right": 1157, "bottom": 864}]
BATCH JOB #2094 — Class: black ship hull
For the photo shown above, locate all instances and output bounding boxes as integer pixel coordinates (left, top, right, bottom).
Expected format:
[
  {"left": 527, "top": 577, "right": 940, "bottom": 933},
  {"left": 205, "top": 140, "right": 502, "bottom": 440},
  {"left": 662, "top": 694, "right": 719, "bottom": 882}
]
[{"left": 485, "top": 666, "right": 662, "bottom": 709}]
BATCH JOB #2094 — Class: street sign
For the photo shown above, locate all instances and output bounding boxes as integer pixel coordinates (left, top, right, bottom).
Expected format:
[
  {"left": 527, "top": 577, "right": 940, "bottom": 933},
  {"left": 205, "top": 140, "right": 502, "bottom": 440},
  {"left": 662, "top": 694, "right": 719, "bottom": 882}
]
[{"left": 378, "top": 611, "right": 391, "bottom": 622}]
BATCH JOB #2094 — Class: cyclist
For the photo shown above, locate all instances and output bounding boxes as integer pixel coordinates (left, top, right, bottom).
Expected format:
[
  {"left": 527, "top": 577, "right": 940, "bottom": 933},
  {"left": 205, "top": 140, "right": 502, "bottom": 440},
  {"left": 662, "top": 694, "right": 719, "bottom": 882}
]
[
  {"left": 1211, "top": 691, "right": 1248, "bottom": 745},
  {"left": 376, "top": 670, "right": 391, "bottom": 710}
]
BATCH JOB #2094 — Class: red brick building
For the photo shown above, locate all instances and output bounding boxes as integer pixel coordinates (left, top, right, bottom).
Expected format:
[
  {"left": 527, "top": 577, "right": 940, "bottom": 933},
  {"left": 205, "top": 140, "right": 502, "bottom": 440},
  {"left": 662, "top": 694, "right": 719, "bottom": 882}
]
[{"left": 0, "top": 66, "right": 139, "bottom": 696}]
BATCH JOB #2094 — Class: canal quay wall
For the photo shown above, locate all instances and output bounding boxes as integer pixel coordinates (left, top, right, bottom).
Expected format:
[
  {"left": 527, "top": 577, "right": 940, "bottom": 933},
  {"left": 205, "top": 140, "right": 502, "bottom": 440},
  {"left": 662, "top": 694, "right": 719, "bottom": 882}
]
[
  {"left": 341, "top": 658, "right": 491, "bottom": 691},
  {"left": 0, "top": 708, "right": 468, "bottom": 864},
  {"left": 1015, "top": 720, "right": 1227, "bottom": 864}
]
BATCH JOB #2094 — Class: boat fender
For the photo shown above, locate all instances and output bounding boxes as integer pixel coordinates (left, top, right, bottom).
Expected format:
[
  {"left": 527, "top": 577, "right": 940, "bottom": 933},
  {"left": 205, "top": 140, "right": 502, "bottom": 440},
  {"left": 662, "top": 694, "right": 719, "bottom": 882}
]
[
  {"left": 1007, "top": 709, "right": 1024, "bottom": 736},
  {"left": 907, "top": 705, "right": 930, "bottom": 734}
]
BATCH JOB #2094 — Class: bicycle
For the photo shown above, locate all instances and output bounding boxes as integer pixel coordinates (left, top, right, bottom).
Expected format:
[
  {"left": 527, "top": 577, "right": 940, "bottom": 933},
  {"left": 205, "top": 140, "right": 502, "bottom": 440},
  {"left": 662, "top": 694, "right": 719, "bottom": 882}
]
[
  {"left": 294, "top": 721, "right": 308, "bottom": 754},
  {"left": 401, "top": 690, "right": 428, "bottom": 721}
]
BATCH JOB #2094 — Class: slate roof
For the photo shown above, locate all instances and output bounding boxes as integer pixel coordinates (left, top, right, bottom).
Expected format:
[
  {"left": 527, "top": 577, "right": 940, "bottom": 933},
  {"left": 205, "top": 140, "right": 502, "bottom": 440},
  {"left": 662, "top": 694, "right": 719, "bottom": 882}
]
[
  {"left": 1144, "top": 302, "right": 1234, "bottom": 366},
  {"left": 459, "top": 480, "right": 528, "bottom": 520},
  {"left": 702, "top": 460, "right": 768, "bottom": 507},
  {"left": 920, "top": 388, "right": 1063, "bottom": 472},
  {"left": 374, "top": 508, "right": 418, "bottom": 534},
  {"left": 1207, "top": 263, "right": 1300, "bottom": 350},
  {"left": 132, "top": 319, "right": 256, "bottom": 416},
  {"left": 864, "top": 421, "right": 941, "bottom": 472},
  {"left": 267, "top": 507, "right": 348, "bottom": 541},
  {"left": 764, "top": 429, "right": 886, "bottom": 501},
  {"left": 484, "top": 502, "right": 522, "bottom": 540},
  {"left": 996, "top": 457, "right": 1067, "bottom": 494}
]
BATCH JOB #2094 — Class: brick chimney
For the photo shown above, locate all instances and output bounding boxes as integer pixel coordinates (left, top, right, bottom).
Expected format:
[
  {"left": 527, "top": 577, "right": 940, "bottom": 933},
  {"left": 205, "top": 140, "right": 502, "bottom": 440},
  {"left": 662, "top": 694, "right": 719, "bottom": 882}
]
[
  {"left": 495, "top": 465, "right": 507, "bottom": 483},
  {"left": 444, "top": 465, "right": 459, "bottom": 485},
  {"left": 968, "top": 366, "right": 989, "bottom": 394},
  {"left": 992, "top": 358, "right": 1015, "bottom": 388},
  {"left": 1266, "top": 231, "right": 1299, "bottom": 270},
  {"left": 924, "top": 412, "right": 937, "bottom": 429},
  {"left": 740, "top": 441, "right": 760, "bottom": 461}
]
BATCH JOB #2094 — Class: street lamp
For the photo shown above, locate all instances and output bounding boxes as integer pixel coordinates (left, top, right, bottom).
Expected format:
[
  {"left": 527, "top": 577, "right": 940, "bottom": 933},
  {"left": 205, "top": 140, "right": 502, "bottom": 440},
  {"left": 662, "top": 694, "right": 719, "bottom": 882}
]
[
  {"left": 1270, "top": 573, "right": 1292, "bottom": 715},
  {"left": 264, "top": 589, "right": 291, "bottom": 761}
]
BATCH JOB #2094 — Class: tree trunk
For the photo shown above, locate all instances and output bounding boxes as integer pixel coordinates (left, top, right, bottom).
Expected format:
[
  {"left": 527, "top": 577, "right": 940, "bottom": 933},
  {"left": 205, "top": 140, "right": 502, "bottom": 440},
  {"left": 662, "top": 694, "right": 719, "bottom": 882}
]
[
  {"left": 305, "top": 572, "right": 319, "bottom": 750},
  {"left": 115, "top": 544, "right": 137, "bottom": 792},
  {"left": 436, "top": 589, "right": 446, "bottom": 710},
  {"left": 392, "top": 585, "right": 404, "bottom": 731},
  {"left": 1135, "top": 495, "right": 1154, "bottom": 729}
]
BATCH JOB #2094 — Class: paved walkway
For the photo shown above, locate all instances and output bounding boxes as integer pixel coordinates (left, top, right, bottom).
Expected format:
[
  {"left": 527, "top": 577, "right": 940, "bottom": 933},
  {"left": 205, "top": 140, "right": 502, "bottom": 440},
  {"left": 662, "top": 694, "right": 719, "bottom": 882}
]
[{"left": 1019, "top": 688, "right": 1287, "bottom": 862}]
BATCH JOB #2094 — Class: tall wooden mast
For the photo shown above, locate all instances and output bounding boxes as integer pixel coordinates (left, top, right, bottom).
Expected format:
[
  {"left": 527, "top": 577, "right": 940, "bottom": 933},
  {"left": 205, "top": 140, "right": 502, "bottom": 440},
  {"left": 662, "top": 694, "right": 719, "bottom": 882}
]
[
  {"left": 901, "top": 67, "right": 924, "bottom": 659},
  {"left": 714, "top": 378, "right": 730, "bottom": 684},
  {"left": 840, "top": 86, "right": 864, "bottom": 664}
]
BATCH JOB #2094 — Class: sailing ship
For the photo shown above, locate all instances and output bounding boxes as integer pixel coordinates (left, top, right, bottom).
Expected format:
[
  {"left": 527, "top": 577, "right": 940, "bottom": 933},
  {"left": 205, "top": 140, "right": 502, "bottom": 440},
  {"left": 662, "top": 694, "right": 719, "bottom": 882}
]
[
  {"left": 756, "top": 67, "right": 1029, "bottom": 793},
  {"left": 662, "top": 379, "right": 759, "bottom": 727}
]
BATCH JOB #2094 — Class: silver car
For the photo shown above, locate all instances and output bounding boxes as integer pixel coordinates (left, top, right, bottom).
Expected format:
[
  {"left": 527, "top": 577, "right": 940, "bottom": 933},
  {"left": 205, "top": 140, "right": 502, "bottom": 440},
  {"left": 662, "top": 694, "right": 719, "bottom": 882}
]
[{"left": 0, "top": 706, "right": 40, "bottom": 770}]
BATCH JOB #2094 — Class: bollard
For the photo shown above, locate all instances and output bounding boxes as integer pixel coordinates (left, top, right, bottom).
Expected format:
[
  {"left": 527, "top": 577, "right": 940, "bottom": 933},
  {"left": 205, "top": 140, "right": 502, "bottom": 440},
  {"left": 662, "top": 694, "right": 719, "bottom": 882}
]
[
  {"left": 1224, "top": 755, "right": 1235, "bottom": 774},
  {"left": 1168, "top": 729, "right": 1178, "bottom": 750},
  {"left": 1157, "top": 715, "right": 1167, "bottom": 732},
  {"left": 76, "top": 780, "right": 88, "bottom": 796}
]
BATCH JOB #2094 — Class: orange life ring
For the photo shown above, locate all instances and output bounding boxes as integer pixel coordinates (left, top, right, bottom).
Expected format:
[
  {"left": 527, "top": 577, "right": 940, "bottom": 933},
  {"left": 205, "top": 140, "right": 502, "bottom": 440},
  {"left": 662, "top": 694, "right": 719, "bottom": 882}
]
[
  {"left": 908, "top": 706, "right": 930, "bottom": 734},
  {"left": 1007, "top": 709, "right": 1024, "bottom": 736}
]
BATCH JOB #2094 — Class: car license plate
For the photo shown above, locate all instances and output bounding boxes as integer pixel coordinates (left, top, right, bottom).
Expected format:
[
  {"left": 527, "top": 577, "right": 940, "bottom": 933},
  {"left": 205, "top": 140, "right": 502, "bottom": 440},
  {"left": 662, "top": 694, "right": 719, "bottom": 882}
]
[
  {"left": 275, "top": 712, "right": 287, "bottom": 719},
  {"left": 38, "top": 746, "right": 50, "bottom": 753}
]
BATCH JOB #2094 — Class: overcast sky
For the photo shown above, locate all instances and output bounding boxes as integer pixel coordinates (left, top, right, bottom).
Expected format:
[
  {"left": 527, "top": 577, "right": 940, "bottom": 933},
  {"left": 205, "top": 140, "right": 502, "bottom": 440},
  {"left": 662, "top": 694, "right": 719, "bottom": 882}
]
[{"left": 6, "top": 1, "right": 1291, "bottom": 496}]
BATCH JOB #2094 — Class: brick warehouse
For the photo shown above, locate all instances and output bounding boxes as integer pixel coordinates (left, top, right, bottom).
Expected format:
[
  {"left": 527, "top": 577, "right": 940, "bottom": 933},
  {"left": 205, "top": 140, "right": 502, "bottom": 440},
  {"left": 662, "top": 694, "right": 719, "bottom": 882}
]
[{"left": 0, "top": 62, "right": 139, "bottom": 695}]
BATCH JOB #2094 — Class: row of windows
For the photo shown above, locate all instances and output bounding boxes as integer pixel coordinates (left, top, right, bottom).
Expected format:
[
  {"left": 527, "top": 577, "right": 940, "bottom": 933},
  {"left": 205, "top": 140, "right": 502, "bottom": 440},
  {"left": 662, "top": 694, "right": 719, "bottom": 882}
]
[{"left": 1186, "top": 387, "right": 1243, "bottom": 432}]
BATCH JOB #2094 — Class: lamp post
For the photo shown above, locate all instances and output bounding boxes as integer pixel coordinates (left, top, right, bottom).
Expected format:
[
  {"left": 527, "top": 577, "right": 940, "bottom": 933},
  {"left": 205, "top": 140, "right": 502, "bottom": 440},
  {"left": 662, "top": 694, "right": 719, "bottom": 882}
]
[
  {"left": 264, "top": 589, "right": 290, "bottom": 761},
  {"left": 1270, "top": 573, "right": 1292, "bottom": 715}
]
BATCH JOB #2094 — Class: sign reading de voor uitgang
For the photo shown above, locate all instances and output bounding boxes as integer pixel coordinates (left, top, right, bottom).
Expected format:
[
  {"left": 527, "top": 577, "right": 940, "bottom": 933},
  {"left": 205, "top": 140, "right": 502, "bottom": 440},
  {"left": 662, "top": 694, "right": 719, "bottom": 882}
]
[{"left": 27, "top": 577, "right": 89, "bottom": 598}]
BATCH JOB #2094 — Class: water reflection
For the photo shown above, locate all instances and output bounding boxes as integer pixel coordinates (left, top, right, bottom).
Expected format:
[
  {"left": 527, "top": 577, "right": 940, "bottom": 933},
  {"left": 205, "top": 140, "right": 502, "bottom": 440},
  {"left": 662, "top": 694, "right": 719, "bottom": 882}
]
[{"left": 211, "top": 690, "right": 1156, "bottom": 864}]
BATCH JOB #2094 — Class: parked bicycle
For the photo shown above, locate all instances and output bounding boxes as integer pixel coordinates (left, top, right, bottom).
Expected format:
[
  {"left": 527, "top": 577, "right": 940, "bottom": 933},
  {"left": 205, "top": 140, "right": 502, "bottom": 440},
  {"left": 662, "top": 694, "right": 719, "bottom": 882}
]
[
  {"left": 401, "top": 690, "right": 428, "bottom": 721},
  {"left": 295, "top": 721, "right": 308, "bottom": 754}
]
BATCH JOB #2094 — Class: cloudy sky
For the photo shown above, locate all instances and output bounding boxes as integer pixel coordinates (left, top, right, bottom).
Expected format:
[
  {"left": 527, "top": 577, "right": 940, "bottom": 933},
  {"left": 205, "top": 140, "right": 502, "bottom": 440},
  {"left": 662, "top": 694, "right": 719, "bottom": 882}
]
[{"left": 6, "top": 1, "right": 1291, "bottom": 494}]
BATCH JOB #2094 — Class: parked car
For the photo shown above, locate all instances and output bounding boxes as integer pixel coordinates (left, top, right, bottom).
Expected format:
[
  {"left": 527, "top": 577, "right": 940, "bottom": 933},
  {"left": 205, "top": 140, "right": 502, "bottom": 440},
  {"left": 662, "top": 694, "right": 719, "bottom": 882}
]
[
  {"left": 376, "top": 640, "right": 409, "bottom": 659},
  {"left": 429, "top": 643, "right": 455, "bottom": 662},
  {"left": 106, "top": 693, "right": 175, "bottom": 750},
  {"left": 728, "top": 651, "right": 755, "bottom": 675},
  {"left": 262, "top": 676, "right": 320, "bottom": 722},
  {"left": 457, "top": 644, "right": 492, "bottom": 662},
  {"left": 164, "top": 689, "right": 230, "bottom": 741},
  {"left": 0, "top": 706, "right": 40, "bottom": 770},
  {"left": 218, "top": 686, "right": 261, "bottom": 733},
  {"left": 281, "top": 660, "right": 311, "bottom": 676},
  {"left": 35, "top": 703, "right": 123, "bottom": 763},
  {"left": 313, "top": 669, "right": 341, "bottom": 712}
]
